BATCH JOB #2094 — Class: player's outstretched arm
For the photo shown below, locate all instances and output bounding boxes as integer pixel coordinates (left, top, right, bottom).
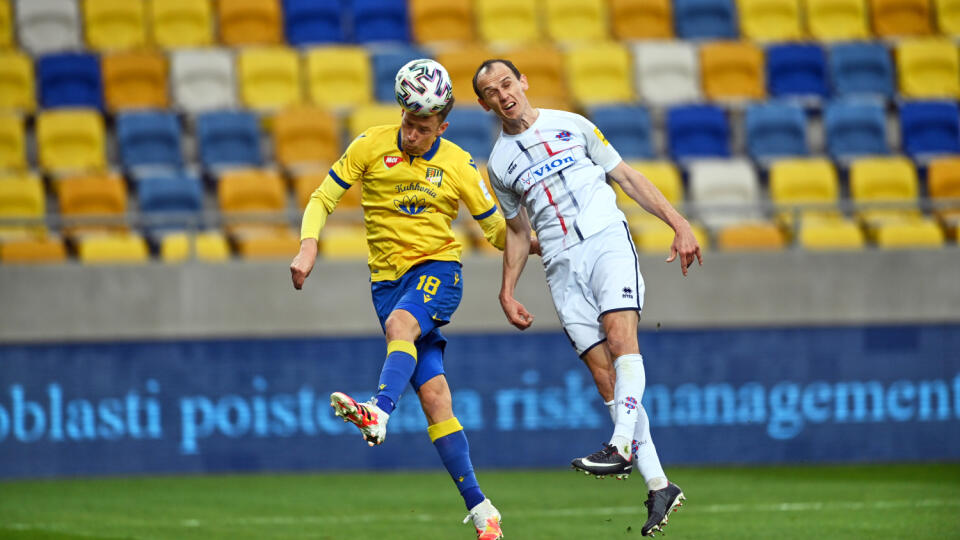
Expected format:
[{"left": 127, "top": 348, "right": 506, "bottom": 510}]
[
  {"left": 608, "top": 161, "right": 703, "bottom": 276},
  {"left": 499, "top": 212, "right": 534, "bottom": 330},
  {"left": 290, "top": 239, "right": 318, "bottom": 290}
]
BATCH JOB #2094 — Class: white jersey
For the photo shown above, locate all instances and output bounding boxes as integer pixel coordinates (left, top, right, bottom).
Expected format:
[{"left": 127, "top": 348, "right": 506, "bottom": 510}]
[{"left": 487, "top": 109, "right": 625, "bottom": 261}]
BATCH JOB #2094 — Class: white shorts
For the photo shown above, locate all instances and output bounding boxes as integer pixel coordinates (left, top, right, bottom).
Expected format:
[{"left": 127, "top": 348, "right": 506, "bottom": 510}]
[{"left": 543, "top": 221, "right": 645, "bottom": 356}]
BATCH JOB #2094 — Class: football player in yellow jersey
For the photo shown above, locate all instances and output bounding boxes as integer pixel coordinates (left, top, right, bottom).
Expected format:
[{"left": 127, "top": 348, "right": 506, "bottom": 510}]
[{"left": 290, "top": 61, "right": 526, "bottom": 539}]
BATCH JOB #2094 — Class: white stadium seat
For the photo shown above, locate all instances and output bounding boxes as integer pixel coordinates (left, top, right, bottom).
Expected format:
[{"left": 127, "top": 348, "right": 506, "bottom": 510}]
[
  {"left": 688, "top": 158, "right": 765, "bottom": 229},
  {"left": 633, "top": 41, "right": 701, "bottom": 105},
  {"left": 15, "top": 0, "right": 82, "bottom": 55},
  {"left": 170, "top": 48, "right": 237, "bottom": 113}
]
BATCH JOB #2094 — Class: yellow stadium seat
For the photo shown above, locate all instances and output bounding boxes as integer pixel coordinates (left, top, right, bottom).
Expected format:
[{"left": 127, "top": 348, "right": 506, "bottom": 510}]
[
  {"left": 435, "top": 45, "right": 497, "bottom": 106},
  {"left": 0, "top": 114, "right": 26, "bottom": 170},
  {"left": 238, "top": 47, "right": 304, "bottom": 110},
  {"left": 160, "top": 231, "right": 231, "bottom": 262},
  {"left": 476, "top": 0, "right": 541, "bottom": 44},
  {"left": 102, "top": 51, "right": 169, "bottom": 111},
  {"left": 218, "top": 169, "right": 287, "bottom": 214},
  {"left": 616, "top": 161, "right": 684, "bottom": 223},
  {"left": 319, "top": 225, "right": 368, "bottom": 260},
  {"left": 0, "top": 0, "right": 11, "bottom": 48},
  {"left": 875, "top": 219, "right": 945, "bottom": 248},
  {"left": 896, "top": 39, "right": 960, "bottom": 98},
  {"left": 610, "top": 0, "right": 674, "bottom": 40},
  {"left": 700, "top": 41, "right": 766, "bottom": 101},
  {"left": 83, "top": 0, "right": 147, "bottom": 51},
  {"left": 294, "top": 171, "right": 362, "bottom": 211},
  {"left": 306, "top": 46, "right": 372, "bottom": 109},
  {"left": 0, "top": 51, "right": 35, "bottom": 112},
  {"left": 544, "top": 0, "right": 609, "bottom": 44},
  {"left": 409, "top": 0, "right": 474, "bottom": 45},
  {"left": 216, "top": 0, "right": 282, "bottom": 45},
  {"left": 566, "top": 42, "right": 634, "bottom": 106},
  {"left": 716, "top": 222, "right": 786, "bottom": 251},
  {"left": 0, "top": 235, "right": 67, "bottom": 264},
  {"left": 148, "top": 0, "right": 214, "bottom": 48},
  {"left": 274, "top": 106, "right": 340, "bottom": 171},
  {"left": 233, "top": 227, "right": 300, "bottom": 259},
  {"left": 58, "top": 173, "right": 128, "bottom": 234},
  {"left": 849, "top": 156, "right": 921, "bottom": 226},
  {"left": 927, "top": 156, "right": 960, "bottom": 226},
  {"left": 738, "top": 0, "right": 803, "bottom": 41},
  {"left": 348, "top": 104, "right": 401, "bottom": 139},
  {"left": 36, "top": 109, "right": 106, "bottom": 173},
  {"left": 805, "top": 0, "right": 871, "bottom": 40},
  {"left": 629, "top": 218, "right": 710, "bottom": 254},
  {"left": 77, "top": 232, "right": 149, "bottom": 264},
  {"left": 501, "top": 45, "right": 573, "bottom": 111},
  {"left": 870, "top": 0, "right": 933, "bottom": 36},
  {"left": 936, "top": 0, "right": 960, "bottom": 34},
  {"left": 768, "top": 158, "right": 841, "bottom": 226},
  {"left": 0, "top": 173, "right": 45, "bottom": 237},
  {"left": 798, "top": 220, "right": 866, "bottom": 250}
]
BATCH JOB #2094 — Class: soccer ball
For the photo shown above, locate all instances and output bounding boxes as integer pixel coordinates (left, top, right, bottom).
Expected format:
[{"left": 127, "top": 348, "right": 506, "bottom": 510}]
[{"left": 394, "top": 59, "right": 453, "bottom": 116}]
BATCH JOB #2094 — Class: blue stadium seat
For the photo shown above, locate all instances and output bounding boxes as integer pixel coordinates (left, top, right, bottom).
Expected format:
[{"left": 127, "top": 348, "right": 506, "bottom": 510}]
[
  {"left": 823, "top": 100, "right": 889, "bottom": 160},
  {"left": 195, "top": 111, "right": 263, "bottom": 170},
  {"left": 371, "top": 45, "right": 431, "bottom": 103},
  {"left": 440, "top": 108, "right": 497, "bottom": 161},
  {"left": 744, "top": 102, "right": 808, "bottom": 161},
  {"left": 673, "top": 0, "right": 738, "bottom": 39},
  {"left": 282, "top": 0, "right": 347, "bottom": 45},
  {"left": 666, "top": 104, "right": 731, "bottom": 160},
  {"left": 37, "top": 52, "right": 103, "bottom": 109},
  {"left": 588, "top": 105, "right": 654, "bottom": 159},
  {"left": 353, "top": 0, "right": 409, "bottom": 43},
  {"left": 829, "top": 42, "right": 895, "bottom": 98},
  {"left": 899, "top": 101, "right": 960, "bottom": 159},
  {"left": 116, "top": 112, "right": 184, "bottom": 171},
  {"left": 137, "top": 174, "right": 204, "bottom": 233},
  {"left": 766, "top": 44, "right": 829, "bottom": 99}
]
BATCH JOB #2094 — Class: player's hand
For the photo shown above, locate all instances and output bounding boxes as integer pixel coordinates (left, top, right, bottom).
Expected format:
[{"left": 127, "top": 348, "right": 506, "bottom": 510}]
[
  {"left": 500, "top": 294, "right": 534, "bottom": 330},
  {"left": 528, "top": 237, "right": 542, "bottom": 256},
  {"left": 665, "top": 223, "right": 703, "bottom": 276},
  {"left": 290, "top": 239, "right": 318, "bottom": 290}
]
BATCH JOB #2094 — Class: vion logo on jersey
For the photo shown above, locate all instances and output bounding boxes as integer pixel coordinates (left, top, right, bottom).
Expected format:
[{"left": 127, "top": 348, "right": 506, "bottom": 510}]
[{"left": 515, "top": 148, "right": 578, "bottom": 189}]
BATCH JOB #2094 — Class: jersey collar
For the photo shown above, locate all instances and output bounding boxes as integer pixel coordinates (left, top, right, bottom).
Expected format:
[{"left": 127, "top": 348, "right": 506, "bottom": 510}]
[{"left": 395, "top": 128, "right": 443, "bottom": 162}]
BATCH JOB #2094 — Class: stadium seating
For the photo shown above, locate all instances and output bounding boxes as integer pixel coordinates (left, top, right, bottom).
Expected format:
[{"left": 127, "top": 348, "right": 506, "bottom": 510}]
[
  {"left": 306, "top": 46, "right": 373, "bottom": 109},
  {"left": 744, "top": 102, "right": 808, "bottom": 161},
  {"left": 927, "top": 156, "right": 960, "bottom": 226},
  {"left": 898, "top": 101, "right": 960, "bottom": 159},
  {"left": 674, "top": 0, "right": 739, "bottom": 39},
  {"left": 371, "top": 46, "right": 432, "bottom": 103},
  {"left": 218, "top": 169, "right": 287, "bottom": 216},
  {"left": 147, "top": 0, "right": 214, "bottom": 48},
  {"left": 160, "top": 231, "right": 232, "bottom": 263},
  {"left": 870, "top": 0, "right": 933, "bottom": 36},
  {"left": 823, "top": 100, "right": 889, "bottom": 161},
  {"left": 37, "top": 53, "right": 104, "bottom": 110},
  {"left": 294, "top": 170, "right": 363, "bottom": 210},
  {"left": 627, "top": 161, "right": 685, "bottom": 208},
  {"left": 688, "top": 158, "right": 765, "bottom": 229},
  {"left": 875, "top": 219, "right": 945, "bottom": 248},
  {"left": 588, "top": 106, "right": 654, "bottom": 159},
  {"left": 238, "top": 47, "right": 304, "bottom": 110},
  {"left": 282, "top": 0, "right": 346, "bottom": 45},
  {"left": 0, "top": 236, "right": 67, "bottom": 263},
  {"left": 82, "top": 0, "right": 147, "bottom": 51},
  {"left": 565, "top": 42, "right": 634, "bottom": 106},
  {"left": 0, "top": 173, "right": 45, "bottom": 237},
  {"left": 57, "top": 173, "right": 128, "bottom": 234},
  {"left": 632, "top": 41, "right": 701, "bottom": 105},
  {"left": 768, "top": 157, "right": 842, "bottom": 226},
  {"left": 352, "top": 0, "right": 410, "bottom": 43},
  {"left": 804, "top": 0, "right": 871, "bottom": 40},
  {"left": 320, "top": 225, "right": 369, "bottom": 259},
  {"left": 15, "top": 0, "right": 82, "bottom": 55},
  {"left": 500, "top": 45, "right": 572, "bottom": 111},
  {"left": 348, "top": 104, "right": 401, "bottom": 138},
  {"left": 76, "top": 233, "right": 150, "bottom": 264},
  {"left": 737, "top": 0, "right": 803, "bottom": 41},
  {"left": 936, "top": 0, "right": 960, "bottom": 34},
  {"left": 716, "top": 222, "right": 786, "bottom": 250},
  {"left": 115, "top": 111, "right": 184, "bottom": 171},
  {"left": 610, "top": 0, "right": 674, "bottom": 39},
  {"left": 766, "top": 44, "right": 829, "bottom": 99},
  {"left": 409, "top": 0, "right": 475, "bottom": 45},
  {"left": 435, "top": 45, "right": 496, "bottom": 107},
  {"left": 170, "top": 49, "right": 237, "bottom": 113},
  {"left": 137, "top": 174, "right": 204, "bottom": 233},
  {"left": 36, "top": 109, "right": 107, "bottom": 173},
  {"left": 798, "top": 220, "right": 866, "bottom": 250},
  {"left": 216, "top": 0, "right": 283, "bottom": 46},
  {"left": 102, "top": 51, "right": 169, "bottom": 111},
  {"left": 619, "top": 160, "right": 694, "bottom": 252},
  {"left": 273, "top": 106, "right": 341, "bottom": 170},
  {"left": 544, "top": 0, "right": 609, "bottom": 44},
  {"left": 700, "top": 41, "right": 766, "bottom": 101},
  {"left": 441, "top": 109, "right": 497, "bottom": 160},
  {"left": 667, "top": 105, "right": 731, "bottom": 160},
  {"left": 849, "top": 156, "right": 921, "bottom": 225},
  {"left": 0, "top": 114, "right": 26, "bottom": 170},
  {"left": 0, "top": 50, "right": 35, "bottom": 112},
  {"left": 828, "top": 42, "right": 895, "bottom": 98},
  {"left": 196, "top": 111, "right": 263, "bottom": 170},
  {"left": 0, "top": 0, "right": 9, "bottom": 48},
  {"left": 475, "top": 0, "right": 541, "bottom": 44},
  {"left": 896, "top": 39, "right": 960, "bottom": 98}
]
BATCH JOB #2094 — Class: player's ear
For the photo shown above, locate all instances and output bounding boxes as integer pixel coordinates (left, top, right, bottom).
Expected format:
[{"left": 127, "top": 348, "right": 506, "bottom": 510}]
[
  {"left": 477, "top": 98, "right": 491, "bottom": 111},
  {"left": 519, "top": 74, "right": 529, "bottom": 91},
  {"left": 436, "top": 121, "right": 449, "bottom": 136}
]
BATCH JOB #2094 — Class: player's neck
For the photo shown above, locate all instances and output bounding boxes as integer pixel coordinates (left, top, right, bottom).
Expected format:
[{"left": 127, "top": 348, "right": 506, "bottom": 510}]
[{"left": 501, "top": 107, "right": 539, "bottom": 135}]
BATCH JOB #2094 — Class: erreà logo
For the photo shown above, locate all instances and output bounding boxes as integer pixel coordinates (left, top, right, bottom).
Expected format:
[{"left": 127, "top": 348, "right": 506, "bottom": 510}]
[{"left": 384, "top": 156, "right": 402, "bottom": 168}]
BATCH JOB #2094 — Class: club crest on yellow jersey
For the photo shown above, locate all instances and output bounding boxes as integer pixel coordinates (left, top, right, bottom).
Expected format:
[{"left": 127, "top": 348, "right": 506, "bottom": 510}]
[{"left": 425, "top": 167, "right": 444, "bottom": 187}]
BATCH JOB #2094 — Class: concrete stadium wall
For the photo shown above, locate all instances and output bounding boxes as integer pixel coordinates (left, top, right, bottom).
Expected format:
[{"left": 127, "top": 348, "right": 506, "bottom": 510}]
[{"left": 1, "top": 249, "right": 958, "bottom": 343}]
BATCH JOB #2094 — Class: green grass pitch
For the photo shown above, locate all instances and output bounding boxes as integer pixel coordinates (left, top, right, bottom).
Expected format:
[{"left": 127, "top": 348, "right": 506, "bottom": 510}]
[{"left": 1, "top": 463, "right": 958, "bottom": 539}]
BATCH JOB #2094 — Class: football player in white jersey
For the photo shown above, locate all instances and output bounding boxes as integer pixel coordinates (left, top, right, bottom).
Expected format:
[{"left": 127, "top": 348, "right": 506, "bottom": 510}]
[{"left": 473, "top": 59, "right": 702, "bottom": 537}]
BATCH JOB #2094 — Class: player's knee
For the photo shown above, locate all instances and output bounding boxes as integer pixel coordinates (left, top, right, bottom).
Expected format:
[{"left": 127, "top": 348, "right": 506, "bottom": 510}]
[
  {"left": 605, "top": 331, "right": 639, "bottom": 358},
  {"left": 384, "top": 311, "right": 420, "bottom": 342}
]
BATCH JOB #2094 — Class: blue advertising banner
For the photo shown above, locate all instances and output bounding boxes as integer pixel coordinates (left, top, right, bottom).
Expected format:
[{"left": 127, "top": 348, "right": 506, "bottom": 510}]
[{"left": 1, "top": 325, "right": 958, "bottom": 479}]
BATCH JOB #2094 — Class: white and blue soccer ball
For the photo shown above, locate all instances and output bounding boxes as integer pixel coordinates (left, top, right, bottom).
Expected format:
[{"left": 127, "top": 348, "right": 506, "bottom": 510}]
[{"left": 394, "top": 59, "right": 453, "bottom": 116}]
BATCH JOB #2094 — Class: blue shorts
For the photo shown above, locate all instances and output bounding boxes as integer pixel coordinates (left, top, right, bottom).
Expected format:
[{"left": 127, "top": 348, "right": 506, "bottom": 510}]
[{"left": 370, "top": 260, "right": 463, "bottom": 390}]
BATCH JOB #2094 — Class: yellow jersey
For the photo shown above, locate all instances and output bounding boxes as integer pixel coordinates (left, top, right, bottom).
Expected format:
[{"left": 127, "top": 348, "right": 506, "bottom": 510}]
[{"left": 301, "top": 125, "right": 505, "bottom": 282}]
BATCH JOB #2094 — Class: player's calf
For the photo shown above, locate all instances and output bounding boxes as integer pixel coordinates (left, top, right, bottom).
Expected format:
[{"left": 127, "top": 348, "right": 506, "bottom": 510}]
[{"left": 330, "top": 391, "right": 389, "bottom": 446}]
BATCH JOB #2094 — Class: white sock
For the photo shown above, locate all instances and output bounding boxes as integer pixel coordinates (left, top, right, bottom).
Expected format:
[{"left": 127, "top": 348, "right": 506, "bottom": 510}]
[
  {"left": 633, "top": 404, "right": 668, "bottom": 491},
  {"left": 609, "top": 354, "right": 645, "bottom": 459},
  {"left": 605, "top": 399, "right": 616, "bottom": 423}
]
